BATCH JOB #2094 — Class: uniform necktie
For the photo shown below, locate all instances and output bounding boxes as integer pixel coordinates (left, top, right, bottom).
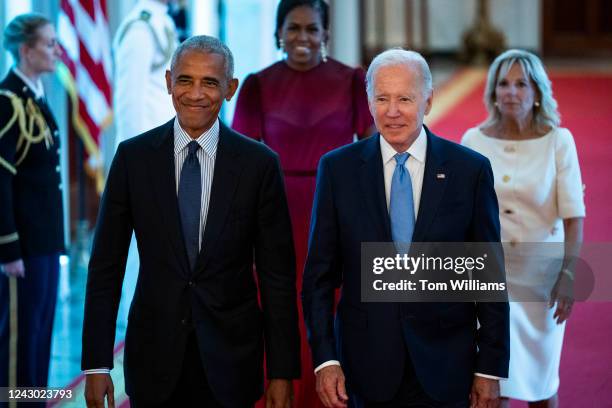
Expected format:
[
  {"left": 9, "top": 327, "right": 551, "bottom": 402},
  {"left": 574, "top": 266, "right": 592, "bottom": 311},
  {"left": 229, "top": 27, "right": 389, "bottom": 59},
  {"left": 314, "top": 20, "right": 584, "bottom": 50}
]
[
  {"left": 178, "top": 141, "right": 201, "bottom": 271},
  {"left": 390, "top": 153, "right": 415, "bottom": 253},
  {"left": 36, "top": 96, "right": 51, "bottom": 118}
]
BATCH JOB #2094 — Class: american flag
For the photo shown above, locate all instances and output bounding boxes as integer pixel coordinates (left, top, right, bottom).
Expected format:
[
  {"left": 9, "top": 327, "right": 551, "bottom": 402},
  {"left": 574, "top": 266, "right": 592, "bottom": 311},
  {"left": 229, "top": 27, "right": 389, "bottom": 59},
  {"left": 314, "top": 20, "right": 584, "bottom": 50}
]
[{"left": 57, "top": 0, "right": 112, "bottom": 191}]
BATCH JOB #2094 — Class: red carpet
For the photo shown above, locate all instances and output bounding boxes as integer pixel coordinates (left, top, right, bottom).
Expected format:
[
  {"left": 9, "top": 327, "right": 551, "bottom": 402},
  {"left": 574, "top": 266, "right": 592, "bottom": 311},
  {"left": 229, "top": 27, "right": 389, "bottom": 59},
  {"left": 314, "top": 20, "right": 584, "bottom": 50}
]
[{"left": 429, "top": 70, "right": 612, "bottom": 406}]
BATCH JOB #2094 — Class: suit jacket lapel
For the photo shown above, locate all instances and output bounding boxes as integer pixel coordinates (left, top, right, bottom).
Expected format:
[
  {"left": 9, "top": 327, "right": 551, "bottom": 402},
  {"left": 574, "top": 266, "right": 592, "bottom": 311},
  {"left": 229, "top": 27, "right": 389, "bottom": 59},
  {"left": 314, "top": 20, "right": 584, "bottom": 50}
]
[
  {"left": 412, "top": 127, "right": 449, "bottom": 242},
  {"left": 194, "top": 123, "right": 242, "bottom": 275},
  {"left": 149, "top": 119, "right": 190, "bottom": 275},
  {"left": 360, "top": 134, "right": 392, "bottom": 242}
]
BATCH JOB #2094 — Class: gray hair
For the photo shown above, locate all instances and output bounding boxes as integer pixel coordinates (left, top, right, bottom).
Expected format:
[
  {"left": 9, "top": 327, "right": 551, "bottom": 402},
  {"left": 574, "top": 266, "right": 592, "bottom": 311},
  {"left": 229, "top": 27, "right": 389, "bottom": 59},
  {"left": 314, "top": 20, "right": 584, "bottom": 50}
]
[
  {"left": 481, "top": 49, "right": 560, "bottom": 131},
  {"left": 3, "top": 13, "right": 51, "bottom": 63},
  {"left": 366, "top": 48, "right": 433, "bottom": 100},
  {"left": 170, "top": 35, "right": 235, "bottom": 80}
]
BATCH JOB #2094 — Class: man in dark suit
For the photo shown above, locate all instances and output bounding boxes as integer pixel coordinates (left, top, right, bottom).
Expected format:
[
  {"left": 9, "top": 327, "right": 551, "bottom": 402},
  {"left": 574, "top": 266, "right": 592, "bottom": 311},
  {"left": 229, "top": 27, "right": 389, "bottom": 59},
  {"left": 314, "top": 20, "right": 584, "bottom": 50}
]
[
  {"left": 82, "top": 35, "right": 300, "bottom": 408},
  {"left": 302, "top": 49, "right": 509, "bottom": 408}
]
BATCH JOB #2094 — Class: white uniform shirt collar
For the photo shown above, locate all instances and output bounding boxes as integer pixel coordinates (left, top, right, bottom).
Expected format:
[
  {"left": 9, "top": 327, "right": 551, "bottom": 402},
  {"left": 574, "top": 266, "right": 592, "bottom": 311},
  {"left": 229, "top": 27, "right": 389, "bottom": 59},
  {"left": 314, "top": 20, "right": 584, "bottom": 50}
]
[
  {"left": 380, "top": 126, "right": 427, "bottom": 165},
  {"left": 173, "top": 117, "right": 219, "bottom": 158},
  {"left": 12, "top": 67, "right": 45, "bottom": 99}
]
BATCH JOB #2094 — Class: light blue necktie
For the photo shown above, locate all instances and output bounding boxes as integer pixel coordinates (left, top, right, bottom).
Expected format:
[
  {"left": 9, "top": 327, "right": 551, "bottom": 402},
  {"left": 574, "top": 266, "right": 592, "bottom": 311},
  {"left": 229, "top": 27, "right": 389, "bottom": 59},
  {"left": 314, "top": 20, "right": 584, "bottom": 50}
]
[
  {"left": 390, "top": 153, "right": 415, "bottom": 253},
  {"left": 178, "top": 141, "right": 201, "bottom": 271}
]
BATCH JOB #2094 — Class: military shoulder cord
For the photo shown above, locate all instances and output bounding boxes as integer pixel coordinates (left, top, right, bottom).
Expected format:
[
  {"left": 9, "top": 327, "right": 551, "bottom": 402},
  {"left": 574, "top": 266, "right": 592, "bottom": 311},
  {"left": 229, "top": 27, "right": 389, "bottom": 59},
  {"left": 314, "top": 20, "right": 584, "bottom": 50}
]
[
  {"left": 117, "top": 10, "right": 175, "bottom": 72},
  {"left": 0, "top": 90, "right": 52, "bottom": 173}
]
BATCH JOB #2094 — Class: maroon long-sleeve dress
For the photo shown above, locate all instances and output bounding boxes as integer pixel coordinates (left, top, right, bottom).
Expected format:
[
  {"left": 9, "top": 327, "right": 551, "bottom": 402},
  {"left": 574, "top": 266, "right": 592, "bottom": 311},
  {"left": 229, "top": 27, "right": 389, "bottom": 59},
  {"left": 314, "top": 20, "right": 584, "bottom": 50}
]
[{"left": 232, "top": 58, "right": 373, "bottom": 407}]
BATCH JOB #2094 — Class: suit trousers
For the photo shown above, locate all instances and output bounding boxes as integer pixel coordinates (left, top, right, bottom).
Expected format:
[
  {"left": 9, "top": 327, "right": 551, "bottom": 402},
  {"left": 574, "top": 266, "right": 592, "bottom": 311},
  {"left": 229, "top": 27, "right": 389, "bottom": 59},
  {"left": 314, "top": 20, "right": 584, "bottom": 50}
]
[
  {"left": 0, "top": 254, "right": 60, "bottom": 408},
  {"left": 130, "top": 331, "right": 249, "bottom": 408},
  {"left": 348, "top": 356, "right": 469, "bottom": 408}
]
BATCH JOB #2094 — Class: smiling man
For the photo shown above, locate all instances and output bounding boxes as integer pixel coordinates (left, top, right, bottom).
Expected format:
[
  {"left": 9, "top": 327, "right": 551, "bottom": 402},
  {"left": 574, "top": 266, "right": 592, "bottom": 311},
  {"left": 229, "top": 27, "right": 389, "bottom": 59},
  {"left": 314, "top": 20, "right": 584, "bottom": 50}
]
[
  {"left": 82, "top": 35, "right": 300, "bottom": 408},
  {"left": 302, "top": 48, "right": 509, "bottom": 408}
]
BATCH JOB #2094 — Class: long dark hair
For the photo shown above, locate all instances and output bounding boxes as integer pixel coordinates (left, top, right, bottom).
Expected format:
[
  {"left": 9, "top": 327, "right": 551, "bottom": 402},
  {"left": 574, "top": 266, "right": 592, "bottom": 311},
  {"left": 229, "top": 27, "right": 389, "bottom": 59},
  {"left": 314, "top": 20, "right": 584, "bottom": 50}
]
[{"left": 274, "top": 0, "right": 329, "bottom": 48}]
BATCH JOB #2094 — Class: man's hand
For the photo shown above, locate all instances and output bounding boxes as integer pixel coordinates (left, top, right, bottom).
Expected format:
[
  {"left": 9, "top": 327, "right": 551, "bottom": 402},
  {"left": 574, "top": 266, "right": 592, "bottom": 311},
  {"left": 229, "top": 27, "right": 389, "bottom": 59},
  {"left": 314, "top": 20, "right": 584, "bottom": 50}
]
[
  {"left": 470, "top": 376, "right": 500, "bottom": 408},
  {"left": 265, "top": 379, "right": 293, "bottom": 408},
  {"left": 316, "top": 365, "right": 348, "bottom": 408},
  {"left": 85, "top": 373, "right": 115, "bottom": 408},
  {"left": 1, "top": 259, "right": 25, "bottom": 278}
]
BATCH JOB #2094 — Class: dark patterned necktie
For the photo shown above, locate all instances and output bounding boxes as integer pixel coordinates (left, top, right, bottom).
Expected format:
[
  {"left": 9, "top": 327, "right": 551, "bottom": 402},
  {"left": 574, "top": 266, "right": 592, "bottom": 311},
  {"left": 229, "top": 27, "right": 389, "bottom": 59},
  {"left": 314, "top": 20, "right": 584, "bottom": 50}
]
[{"left": 178, "top": 141, "right": 201, "bottom": 271}]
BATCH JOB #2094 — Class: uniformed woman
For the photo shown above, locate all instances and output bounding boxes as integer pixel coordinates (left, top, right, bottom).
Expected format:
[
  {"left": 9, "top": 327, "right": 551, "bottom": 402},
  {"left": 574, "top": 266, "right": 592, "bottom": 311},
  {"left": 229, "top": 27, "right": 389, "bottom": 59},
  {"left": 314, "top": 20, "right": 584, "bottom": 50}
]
[{"left": 0, "top": 13, "right": 65, "bottom": 396}]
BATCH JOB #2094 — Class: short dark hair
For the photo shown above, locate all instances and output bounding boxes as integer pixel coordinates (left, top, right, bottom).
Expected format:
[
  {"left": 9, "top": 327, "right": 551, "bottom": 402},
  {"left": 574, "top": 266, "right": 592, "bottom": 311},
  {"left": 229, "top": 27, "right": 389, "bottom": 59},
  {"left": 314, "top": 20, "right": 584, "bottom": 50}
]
[
  {"left": 3, "top": 13, "right": 51, "bottom": 62},
  {"left": 274, "top": 0, "right": 329, "bottom": 48}
]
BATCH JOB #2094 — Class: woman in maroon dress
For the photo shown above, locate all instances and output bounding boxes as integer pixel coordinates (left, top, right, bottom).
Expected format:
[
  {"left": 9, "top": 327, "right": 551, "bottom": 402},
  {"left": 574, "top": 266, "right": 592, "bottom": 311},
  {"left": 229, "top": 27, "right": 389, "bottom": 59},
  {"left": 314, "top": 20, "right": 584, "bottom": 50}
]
[{"left": 232, "top": 0, "right": 374, "bottom": 406}]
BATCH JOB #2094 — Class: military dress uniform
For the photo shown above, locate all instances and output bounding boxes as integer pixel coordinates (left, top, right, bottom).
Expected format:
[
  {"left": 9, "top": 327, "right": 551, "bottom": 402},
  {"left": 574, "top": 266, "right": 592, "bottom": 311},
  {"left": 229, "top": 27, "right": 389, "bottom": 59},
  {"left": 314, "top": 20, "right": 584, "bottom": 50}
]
[
  {"left": 0, "top": 68, "right": 64, "bottom": 396},
  {"left": 112, "top": 0, "right": 177, "bottom": 150},
  {"left": 110, "top": 0, "right": 178, "bottom": 328}
]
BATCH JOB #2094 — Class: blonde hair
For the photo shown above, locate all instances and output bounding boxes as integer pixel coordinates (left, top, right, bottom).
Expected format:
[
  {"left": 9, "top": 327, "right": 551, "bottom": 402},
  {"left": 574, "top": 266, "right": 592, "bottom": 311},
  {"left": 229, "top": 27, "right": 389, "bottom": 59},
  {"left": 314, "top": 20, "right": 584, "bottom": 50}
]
[
  {"left": 3, "top": 13, "right": 51, "bottom": 63},
  {"left": 481, "top": 49, "right": 560, "bottom": 132}
]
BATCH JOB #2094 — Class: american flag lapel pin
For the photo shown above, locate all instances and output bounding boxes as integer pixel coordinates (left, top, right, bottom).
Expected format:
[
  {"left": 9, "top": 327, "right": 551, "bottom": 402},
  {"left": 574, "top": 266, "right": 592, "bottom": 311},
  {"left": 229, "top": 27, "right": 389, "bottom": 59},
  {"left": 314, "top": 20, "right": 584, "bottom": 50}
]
[{"left": 436, "top": 173, "right": 446, "bottom": 179}]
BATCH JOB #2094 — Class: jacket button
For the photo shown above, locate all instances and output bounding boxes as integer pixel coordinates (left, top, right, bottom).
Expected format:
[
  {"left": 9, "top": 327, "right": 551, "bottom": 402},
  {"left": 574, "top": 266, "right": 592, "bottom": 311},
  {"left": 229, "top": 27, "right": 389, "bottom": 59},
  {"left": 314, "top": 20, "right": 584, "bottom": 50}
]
[{"left": 188, "top": 281, "right": 194, "bottom": 287}]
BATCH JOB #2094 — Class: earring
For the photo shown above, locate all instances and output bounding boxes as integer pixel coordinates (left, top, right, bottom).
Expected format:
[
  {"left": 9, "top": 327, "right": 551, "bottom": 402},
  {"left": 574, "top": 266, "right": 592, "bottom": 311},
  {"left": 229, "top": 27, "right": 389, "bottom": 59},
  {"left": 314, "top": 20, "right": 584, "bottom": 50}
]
[
  {"left": 494, "top": 101, "right": 499, "bottom": 107},
  {"left": 320, "top": 42, "right": 328, "bottom": 63},
  {"left": 279, "top": 38, "right": 285, "bottom": 51},
  {"left": 534, "top": 101, "right": 540, "bottom": 107}
]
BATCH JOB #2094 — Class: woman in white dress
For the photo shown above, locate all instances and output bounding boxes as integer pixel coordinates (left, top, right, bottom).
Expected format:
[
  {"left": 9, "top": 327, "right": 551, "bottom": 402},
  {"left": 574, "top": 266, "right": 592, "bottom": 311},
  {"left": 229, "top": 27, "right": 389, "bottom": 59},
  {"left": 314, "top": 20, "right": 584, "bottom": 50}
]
[{"left": 461, "top": 49, "right": 585, "bottom": 408}]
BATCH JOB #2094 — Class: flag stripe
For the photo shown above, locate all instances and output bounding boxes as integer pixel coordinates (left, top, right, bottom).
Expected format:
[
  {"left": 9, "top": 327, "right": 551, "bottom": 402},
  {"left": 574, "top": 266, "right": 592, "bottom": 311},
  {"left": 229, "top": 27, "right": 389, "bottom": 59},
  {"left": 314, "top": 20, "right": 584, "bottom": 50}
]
[
  {"left": 58, "top": 12, "right": 79, "bottom": 61},
  {"left": 58, "top": 0, "right": 113, "bottom": 191},
  {"left": 70, "top": 0, "right": 96, "bottom": 20},
  {"left": 61, "top": 0, "right": 76, "bottom": 25},
  {"left": 78, "top": 41, "right": 111, "bottom": 103},
  {"left": 72, "top": 1, "right": 108, "bottom": 66},
  {"left": 96, "top": 13, "right": 113, "bottom": 79},
  {"left": 75, "top": 63, "right": 111, "bottom": 124},
  {"left": 57, "top": 63, "right": 103, "bottom": 159}
]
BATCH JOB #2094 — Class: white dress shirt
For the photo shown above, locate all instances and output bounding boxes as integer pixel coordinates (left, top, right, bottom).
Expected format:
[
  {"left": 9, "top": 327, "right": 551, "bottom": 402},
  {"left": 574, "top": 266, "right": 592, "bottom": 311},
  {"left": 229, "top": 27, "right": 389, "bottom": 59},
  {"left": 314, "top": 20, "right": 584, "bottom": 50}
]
[
  {"left": 84, "top": 118, "right": 219, "bottom": 375},
  {"left": 381, "top": 127, "right": 427, "bottom": 215},
  {"left": 173, "top": 117, "right": 218, "bottom": 250}
]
